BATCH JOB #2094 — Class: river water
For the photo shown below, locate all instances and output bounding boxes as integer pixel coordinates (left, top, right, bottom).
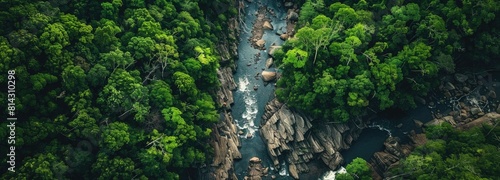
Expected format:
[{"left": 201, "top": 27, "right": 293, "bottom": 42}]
[{"left": 231, "top": 0, "right": 287, "bottom": 179}]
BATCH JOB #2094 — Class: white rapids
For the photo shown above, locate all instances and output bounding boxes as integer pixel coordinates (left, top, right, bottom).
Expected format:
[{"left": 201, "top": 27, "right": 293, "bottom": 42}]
[{"left": 236, "top": 76, "right": 259, "bottom": 138}]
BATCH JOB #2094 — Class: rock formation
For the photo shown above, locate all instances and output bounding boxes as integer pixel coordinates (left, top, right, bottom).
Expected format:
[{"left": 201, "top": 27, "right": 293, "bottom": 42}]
[
  {"left": 370, "top": 133, "right": 423, "bottom": 178},
  {"left": 245, "top": 157, "right": 269, "bottom": 179},
  {"left": 261, "top": 70, "right": 277, "bottom": 82},
  {"left": 263, "top": 21, "right": 273, "bottom": 30},
  {"left": 260, "top": 98, "right": 366, "bottom": 177}
]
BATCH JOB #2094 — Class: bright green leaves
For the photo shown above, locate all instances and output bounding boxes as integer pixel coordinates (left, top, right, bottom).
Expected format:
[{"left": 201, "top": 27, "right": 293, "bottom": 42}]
[
  {"left": 100, "top": 48, "right": 134, "bottom": 70},
  {"left": 94, "top": 19, "right": 122, "bottom": 52},
  {"left": 30, "top": 73, "right": 58, "bottom": 92},
  {"left": 92, "top": 153, "right": 136, "bottom": 180},
  {"left": 345, "top": 158, "right": 372, "bottom": 180},
  {"left": 18, "top": 153, "right": 67, "bottom": 179},
  {"left": 194, "top": 93, "right": 218, "bottom": 123},
  {"left": 68, "top": 109, "right": 100, "bottom": 138},
  {"left": 173, "top": 71, "right": 198, "bottom": 97},
  {"left": 283, "top": 48, "right": 309, "bottom": 68},
  {"left": 98, "top": 69, "right": 149, "bottom": 122},
  {"left": 59, "top": 14, "right": 94, "bottom": 44},
  {"left": 62, "top": 65, "right": 87, "bottom": 93},
  {"left": 148, "top": 80, "right": 174, "bottom": 109},
  {"left": 398, "top": 42, "right": 436, "bottom": 76},
  {"left": 334, "top": 7, "right": 359, "bottom": 26},
  {"left": 347, "top": 72, "right": 374, "bottom": 107},
  {"left": 127, "top": 36, "right": 155, "bottom": 59},
  {"left": 330, "top": 36, "right": 362, "bottom": 65},
  {"left": 174, "top": 11, "right": 201, "bottom": 39},
  {"left": 417, "top": 14, "right": 448, "bottom": 45},
  {"left": 162, "top": 107, "right": 196, "bottom": 143},
  {"left": 371, "top": 60, "right": 402, "bottom": 91},
  {"left": 145, "top": 129, "right": 179, "bottom": 163},
  {"left": 40, "top": 23, "right": 69, "bottom": 56},
  {"left": 296, "top": 15, "right": 340, "bottom": 63},
  {"left": 100, "top": 122, "right": 131, "bottom": 152}
]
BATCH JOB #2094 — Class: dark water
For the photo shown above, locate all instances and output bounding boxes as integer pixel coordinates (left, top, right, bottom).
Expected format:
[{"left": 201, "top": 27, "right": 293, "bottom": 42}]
[{"left": 231, "top": 0, "right": 288, "bottom": 178}]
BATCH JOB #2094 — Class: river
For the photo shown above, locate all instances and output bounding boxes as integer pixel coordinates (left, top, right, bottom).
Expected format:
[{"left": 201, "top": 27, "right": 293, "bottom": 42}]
[{"left": 231, "top": 0, "right": 287, "bottom": 179}]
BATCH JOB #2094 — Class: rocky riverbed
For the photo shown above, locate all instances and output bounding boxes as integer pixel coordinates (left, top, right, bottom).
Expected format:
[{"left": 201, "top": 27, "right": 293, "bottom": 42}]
[{"left": 259, "top": 98, "right": 368, "bottom": 179}]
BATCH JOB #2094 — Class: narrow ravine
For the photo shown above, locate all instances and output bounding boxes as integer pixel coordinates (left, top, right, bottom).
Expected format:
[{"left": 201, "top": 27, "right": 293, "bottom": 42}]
[{"left": 231, "top": 0, "right": 288, "bottom": 178}]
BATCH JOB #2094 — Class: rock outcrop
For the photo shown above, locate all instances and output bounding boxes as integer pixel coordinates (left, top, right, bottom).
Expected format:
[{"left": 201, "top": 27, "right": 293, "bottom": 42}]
[
  {"left": 207, "top": 110, "right": 241, "bottom": 180},
  {"left": 216, "top": 67, "right": 237, "bottom": 108},
  {"left": 245, "top": 157, "right": 269, "bottom": 179},
  {"left": 260, "top": 98, "right": 365, "bottom": 176},
  {"left": 261, "top": 70, "right": 277, "bottom": 82},
  {"left": 263, "top": 21, "right": 273, "bottom": 30},
  {"left": 205, "top": 13, "right": 240, "bottom": 180},
  {"left": 370, "top": 134, "right": 423, "bottom": 178}
]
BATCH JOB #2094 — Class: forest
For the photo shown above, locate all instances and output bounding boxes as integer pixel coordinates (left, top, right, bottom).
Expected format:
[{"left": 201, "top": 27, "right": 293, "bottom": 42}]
[
  {"left": 0, "top": 0, "right": 499, "bottom": 179},
  {"left": 0, "top": 0, "right": 238, "bottom": 179},
  {"left": 274, "top": 0, "right": 500, "bottom": 122}
]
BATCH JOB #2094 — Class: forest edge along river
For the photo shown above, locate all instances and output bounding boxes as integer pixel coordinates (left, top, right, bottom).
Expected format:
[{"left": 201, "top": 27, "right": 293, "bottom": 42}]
[{"left": 226, "top": 0, "right": 500, "bottom": 180}]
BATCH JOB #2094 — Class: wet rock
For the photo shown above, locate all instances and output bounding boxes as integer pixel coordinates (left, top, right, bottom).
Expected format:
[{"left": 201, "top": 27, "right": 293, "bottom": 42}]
[
  {"left": 250, "top": 157, "right": 261, "bottom": 163},
  {"left": 414, "top": 120, "right": 423, "bottom": 127},
  {"left": 287, "top": 11, "right": 299, "bottom": 22},
  {"left": 284, "top": 2, "right": 294, "bottom": 8},
  {"left": 460, "top": 112, "right": 500, "bottom": 130},
  {"left": 415, "top": 96, "right": 426, "bottom": 105},
  {"left": 246, "top": 157, "right": 268, "bottom": 179},
  {"left": 496, "top": 104, "right": 500, "bottom": 114},
  {"left": 263, "top": 21, "right": 273, "bottom": 30},
  {"left": 265, "top": 58, "right": 273, "bottom": 69},
  {"left": 445, "top": 82, "right": 456, "bottom": 90},
  {"left": 488, "top": 90, "right": 496, "bottom": 99},
  {"left": 256, "top": 39, "right": 265, "bottom": 48},
  {"left": 470, "top": 107, "right": 481, "bottom": 115},
  {"left": 216, "top": 67, "right": 236, "bottom": 107},
  {"left": 261, "top": 71, "right": 277, "bottom": 82},
  {"left": 239, "top": 130, "right": 244, "bottom": 135},
  {"left": 455, "top": 73, "right": 468, "bottom": 83},
  {"left": 396, "top": 123, "right": 403, "bottom": 128},
  {"left": 289, "top": 163, "right": 299, "bottom": 179},
  {"left": 371, "top": 151, "right": 399, "bottom": 173},
  {"left": 253, "top": 85, "right": 258, "bottom": 91},
  {"left": 463, "top": 86, "right": 471, "bottom": 93},
  {"left": 280, "top": 33, "right": 289, "bottom": 40}
]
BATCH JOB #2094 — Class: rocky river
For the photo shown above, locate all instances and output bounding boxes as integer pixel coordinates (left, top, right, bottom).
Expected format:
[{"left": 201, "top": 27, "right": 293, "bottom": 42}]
[{"left": 204, "top": 0, "right": 500, "bottom": 179}]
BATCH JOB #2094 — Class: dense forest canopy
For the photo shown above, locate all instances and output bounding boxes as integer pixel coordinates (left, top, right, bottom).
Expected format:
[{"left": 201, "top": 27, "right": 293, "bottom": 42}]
[
  {"left": 275, "top": 0, "right": 500, "bottom": 122},
  {"left": 0, "top": 0, "right": 238, "bottom": 179}
]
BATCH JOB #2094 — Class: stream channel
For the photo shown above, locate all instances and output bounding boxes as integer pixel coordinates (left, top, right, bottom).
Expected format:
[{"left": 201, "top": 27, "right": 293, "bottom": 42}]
[
  {"left": 228, "top": 0, "right": 500, "bottom": 179},
  {"left": 231, "top": 0, "right": 286, "bottom": 179}
]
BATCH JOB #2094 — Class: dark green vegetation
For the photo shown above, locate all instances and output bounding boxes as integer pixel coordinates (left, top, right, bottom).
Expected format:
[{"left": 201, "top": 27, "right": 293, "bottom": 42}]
[
  {"left": 0, "top": 0, "right": 238, "bottom": 179},
  {"left": 389, "top": 123, "right": 500, "bottom": 179},
  {"left": 275, "top": 0, "right": 500, "bottom": 122}
]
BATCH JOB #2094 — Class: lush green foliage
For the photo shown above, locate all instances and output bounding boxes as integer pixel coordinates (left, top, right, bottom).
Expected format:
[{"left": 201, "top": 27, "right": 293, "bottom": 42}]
[
  {"left": 337, "top": 157, "right": 372, "bottom": 180},
  {"left": 0, "top": 0, "right": 238, "bottom": 178},
  {"left": 389, "top": 123, "right": 500, "bottom": 179},
  {"left": 275, "top": 0, "right": 500, "bottom": 122}
]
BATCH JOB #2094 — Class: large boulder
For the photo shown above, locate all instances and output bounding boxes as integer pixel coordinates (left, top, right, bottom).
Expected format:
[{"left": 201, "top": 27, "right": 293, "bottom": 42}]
[
  {"left": 263, "top": 21, "right": 273, "bottom": 30},
  {"left": 287, "top": 11, "right": 299, "bottom": 22},
  {"left": 454, "top": 73, "right": 468, "bottom": 83},
  {"left": 265, "top": 58, "right": 273, "bottom": 69},
  {"left": 280, "top": 33, "right": 289, "bottom": 40},
  {"left": 261, "top": 71, "right": 277, "bottom": 82},
  {"left": 256, "top": 39, "right": 266, "bottom": 48}
]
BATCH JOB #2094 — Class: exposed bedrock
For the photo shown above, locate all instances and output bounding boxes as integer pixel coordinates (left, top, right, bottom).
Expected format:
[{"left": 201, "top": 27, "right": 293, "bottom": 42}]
[{"left": 260, "top": 98, "right": 366, "bottom": 178}]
